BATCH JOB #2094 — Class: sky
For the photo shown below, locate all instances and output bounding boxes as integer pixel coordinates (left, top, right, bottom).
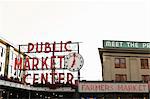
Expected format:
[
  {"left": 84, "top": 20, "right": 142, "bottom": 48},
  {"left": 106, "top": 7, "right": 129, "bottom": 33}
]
[{"left": 0, "top": 0, "right": 150, "bottom": 81}]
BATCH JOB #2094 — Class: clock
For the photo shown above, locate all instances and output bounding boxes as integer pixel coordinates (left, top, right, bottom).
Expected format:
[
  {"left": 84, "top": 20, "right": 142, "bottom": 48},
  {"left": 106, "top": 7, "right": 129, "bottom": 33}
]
[{"left": 64, "top": 52, "right": 84, "bottom": 72}]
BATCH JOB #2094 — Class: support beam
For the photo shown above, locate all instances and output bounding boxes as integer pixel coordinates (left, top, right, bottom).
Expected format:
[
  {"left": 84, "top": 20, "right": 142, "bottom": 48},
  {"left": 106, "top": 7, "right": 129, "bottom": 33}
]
[
  {"left": 6, "top": 90, "right": 9, "bottom": 99},
  {"left": 4, "top": 45, "right": 10, "bottom": 77},
  {"left": 29, "top": 91, "right": 31, "bottom": 99}
]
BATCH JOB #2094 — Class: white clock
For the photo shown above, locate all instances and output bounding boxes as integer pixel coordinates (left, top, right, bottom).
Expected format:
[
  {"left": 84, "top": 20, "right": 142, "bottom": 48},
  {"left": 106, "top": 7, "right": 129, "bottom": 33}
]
[{"left": 64, "top": 52, "right": 84, "bottom": 72}]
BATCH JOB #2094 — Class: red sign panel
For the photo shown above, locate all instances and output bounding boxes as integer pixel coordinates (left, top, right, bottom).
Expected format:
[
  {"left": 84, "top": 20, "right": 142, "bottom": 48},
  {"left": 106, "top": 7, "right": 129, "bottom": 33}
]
[{"left": 78, "top": 82, "right": 149, "bottom": 93}]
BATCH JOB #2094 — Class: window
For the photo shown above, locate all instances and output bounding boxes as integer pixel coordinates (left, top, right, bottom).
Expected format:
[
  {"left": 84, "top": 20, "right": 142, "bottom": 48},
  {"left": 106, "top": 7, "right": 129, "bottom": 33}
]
[
  {"left": 10, "top": 65, "right": 12, "bottom": 73},
  {"left": 0, "top": 47, "right": 3, "bottom": 57},
  {"left": 115, "top": 58, "right": 126, "bottom": 68},
  {"left": 141, "top": 59, "right": 149, "bottom": 69},
  {"left": 0, "top": 62, "right": 2, "bottom": 71},
  {"left": 115, "top": 74, "right": 127, "bottom": 81},
  {"left": 11, "top": 51, "right": 13, "bottom": 60},
  {"left": 142, "top": 75, "right": 150, "bottom": 81}
]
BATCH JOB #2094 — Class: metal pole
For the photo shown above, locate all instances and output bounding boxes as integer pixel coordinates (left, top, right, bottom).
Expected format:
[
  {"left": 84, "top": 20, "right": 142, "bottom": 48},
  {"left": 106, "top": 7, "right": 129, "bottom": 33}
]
[
  {"left": 17, "top": 45, "right": 21, "bottom": 78},
  {"left": 52, "top": 44, "right": 55, "bottom": 84},
  {"left": 7, "top": 90, "right": 9, "bottom": 99},
  {"left": 77, "top": 43, "right": 80, "bottom": 81},
  {"left": 113, "top": 93, "right": 115, "bottom": 99},
  {"left": 17, "top": 93, "right": 19, "bottom": 99},
  {"left": 77, "top": 42, "right": 80, "bottom": 99},
  {"left": 29, "top": 91, "right": 31, "bottom": 99},
  {"left": 0, "top": 90, "right": 2, "bottom": 98}
]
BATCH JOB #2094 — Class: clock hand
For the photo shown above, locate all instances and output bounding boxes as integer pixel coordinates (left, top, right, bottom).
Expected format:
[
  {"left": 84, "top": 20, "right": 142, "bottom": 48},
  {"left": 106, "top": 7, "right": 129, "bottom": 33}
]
[
  {"left": 71, "top": 59, "right": 75, "bottom": 67},
  {"left": 71, "top": 53, "right": 76, "bottom": 67}
]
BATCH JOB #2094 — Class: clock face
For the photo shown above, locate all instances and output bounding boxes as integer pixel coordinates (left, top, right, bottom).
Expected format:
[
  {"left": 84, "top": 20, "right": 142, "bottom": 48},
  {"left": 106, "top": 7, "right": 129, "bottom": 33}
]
[{"left": 64, "top": 52, "right": 84, "bottom": 72}]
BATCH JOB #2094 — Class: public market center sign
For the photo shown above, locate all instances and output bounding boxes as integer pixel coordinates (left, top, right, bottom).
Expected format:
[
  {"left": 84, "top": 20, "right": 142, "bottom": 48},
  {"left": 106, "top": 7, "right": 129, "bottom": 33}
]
[{"left": 14, "top": 41, "right": 84, "bottom": 85}]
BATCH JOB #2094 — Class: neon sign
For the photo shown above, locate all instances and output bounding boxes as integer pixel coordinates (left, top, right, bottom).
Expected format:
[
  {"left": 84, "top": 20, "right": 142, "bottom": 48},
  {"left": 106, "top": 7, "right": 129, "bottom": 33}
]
[{"left": 14, "top": 41, "right": 84, "bottom": 85}]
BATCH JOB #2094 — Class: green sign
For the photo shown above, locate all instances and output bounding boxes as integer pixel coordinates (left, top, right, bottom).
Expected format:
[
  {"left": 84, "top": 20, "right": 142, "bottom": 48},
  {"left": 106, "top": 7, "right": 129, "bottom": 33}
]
[{"left": 103, "top": 40, "right": 150, "bottom": 49}]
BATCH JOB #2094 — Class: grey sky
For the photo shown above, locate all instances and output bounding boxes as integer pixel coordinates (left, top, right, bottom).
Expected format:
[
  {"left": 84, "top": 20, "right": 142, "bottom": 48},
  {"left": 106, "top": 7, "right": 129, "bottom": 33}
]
[{"left": 0, "top": 0, "right": 150, "bottom": 80}]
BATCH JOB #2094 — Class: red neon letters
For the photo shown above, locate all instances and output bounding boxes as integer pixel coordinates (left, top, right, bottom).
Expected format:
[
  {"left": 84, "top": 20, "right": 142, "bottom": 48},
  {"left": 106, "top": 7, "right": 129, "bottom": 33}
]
[{"left": 15, "top": 41, "right": 75, "bottom": 85}]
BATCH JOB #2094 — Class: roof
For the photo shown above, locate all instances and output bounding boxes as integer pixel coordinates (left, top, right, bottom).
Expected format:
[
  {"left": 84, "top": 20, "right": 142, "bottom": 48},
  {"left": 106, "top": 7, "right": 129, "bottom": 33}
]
[{"left": 98, "top": 48, "right": 150, "bottom": 54}]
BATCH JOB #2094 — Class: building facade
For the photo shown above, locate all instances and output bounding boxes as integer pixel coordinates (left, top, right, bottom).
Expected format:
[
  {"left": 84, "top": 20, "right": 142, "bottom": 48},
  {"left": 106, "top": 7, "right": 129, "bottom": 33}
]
[
  {"left": 99, "top": 40, "right": 150, "bottom": 82},
  {"left": 78, "top": 40, "right": 150, "bottom": 99},
  {"left": 0, "top": 39, "right": 25, "bottom": 80}
]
